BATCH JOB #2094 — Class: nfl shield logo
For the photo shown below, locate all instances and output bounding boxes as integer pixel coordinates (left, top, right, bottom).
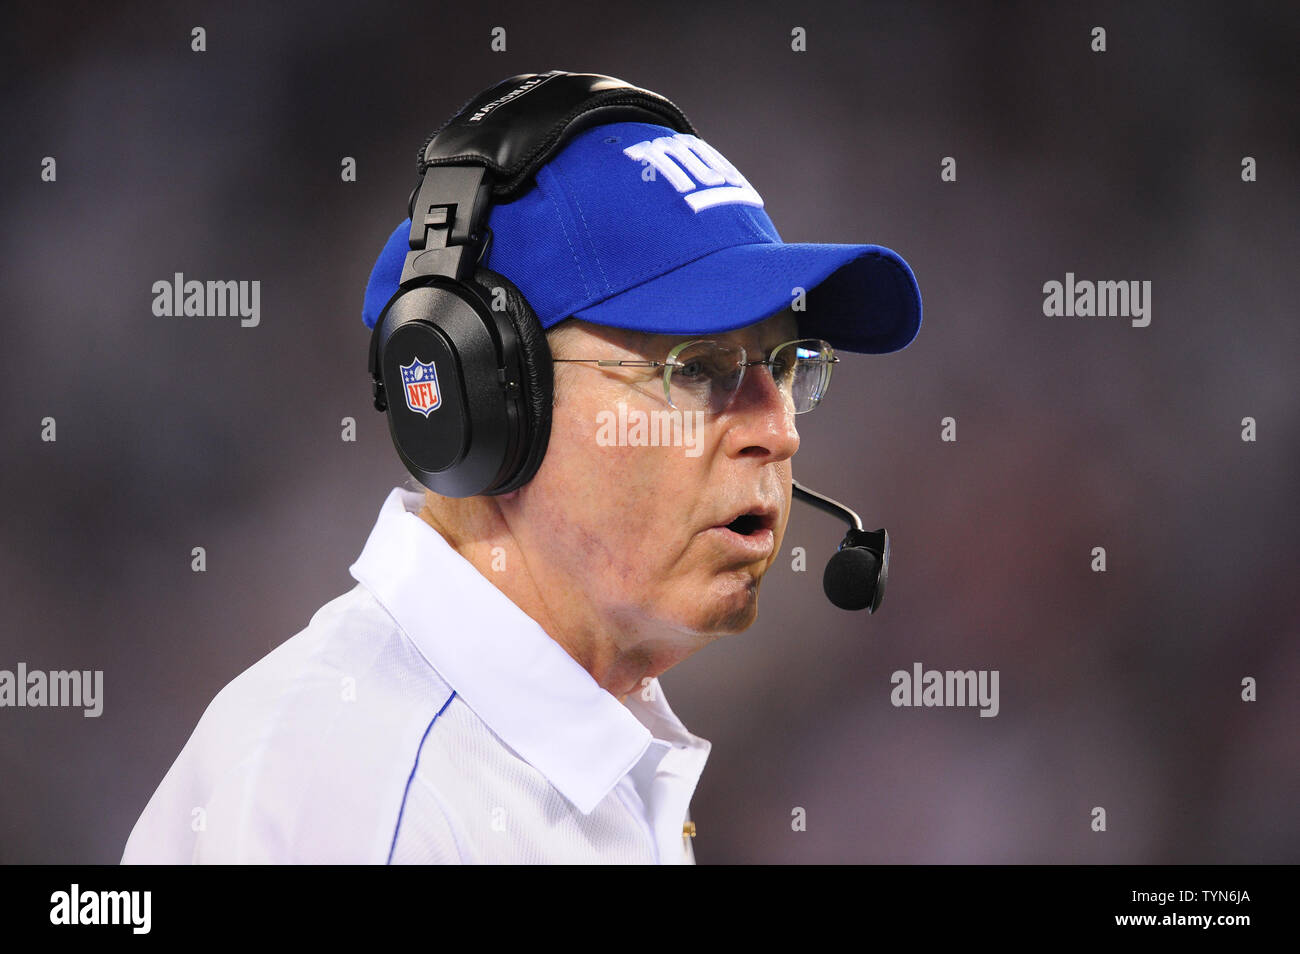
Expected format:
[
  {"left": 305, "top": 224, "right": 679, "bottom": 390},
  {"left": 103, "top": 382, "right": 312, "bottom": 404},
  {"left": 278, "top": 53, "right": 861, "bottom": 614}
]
[{"left": 400, "top": 357, "right": 441, "bottom": 417}]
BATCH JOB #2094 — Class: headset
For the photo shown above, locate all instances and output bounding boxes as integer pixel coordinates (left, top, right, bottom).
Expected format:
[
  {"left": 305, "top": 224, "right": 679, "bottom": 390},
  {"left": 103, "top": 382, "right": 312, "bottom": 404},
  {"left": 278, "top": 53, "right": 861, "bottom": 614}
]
[{"left": 367, "top": 70, "right": 889, "bottom": 612}]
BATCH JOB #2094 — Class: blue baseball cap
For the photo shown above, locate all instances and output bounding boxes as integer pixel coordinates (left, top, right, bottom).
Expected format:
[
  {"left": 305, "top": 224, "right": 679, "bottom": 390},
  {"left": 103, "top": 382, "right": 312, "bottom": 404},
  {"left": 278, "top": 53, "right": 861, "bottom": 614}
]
[{"left": 363, "top": 121, "right": 921, "bottom": 355}]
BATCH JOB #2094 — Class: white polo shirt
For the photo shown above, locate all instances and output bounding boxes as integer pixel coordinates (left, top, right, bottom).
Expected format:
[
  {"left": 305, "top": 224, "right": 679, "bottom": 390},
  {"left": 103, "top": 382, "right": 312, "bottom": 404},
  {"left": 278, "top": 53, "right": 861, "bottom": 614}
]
[{"left": 121, "top": 488, "right": 711, "bottom": 864}]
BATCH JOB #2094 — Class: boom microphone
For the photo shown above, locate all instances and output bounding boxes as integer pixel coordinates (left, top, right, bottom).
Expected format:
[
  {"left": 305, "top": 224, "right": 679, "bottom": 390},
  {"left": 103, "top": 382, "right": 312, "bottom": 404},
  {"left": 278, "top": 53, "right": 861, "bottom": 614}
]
[{"left": 791, "top": 479, "right": 890, "bottom": 613}]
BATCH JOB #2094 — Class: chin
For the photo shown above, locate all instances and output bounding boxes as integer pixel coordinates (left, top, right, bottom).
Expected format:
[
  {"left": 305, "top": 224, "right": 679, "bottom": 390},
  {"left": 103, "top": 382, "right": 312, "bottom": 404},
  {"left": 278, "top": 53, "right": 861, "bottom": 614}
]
[{"left": 693, "top": 572, "right": 763, "bottom": 635}]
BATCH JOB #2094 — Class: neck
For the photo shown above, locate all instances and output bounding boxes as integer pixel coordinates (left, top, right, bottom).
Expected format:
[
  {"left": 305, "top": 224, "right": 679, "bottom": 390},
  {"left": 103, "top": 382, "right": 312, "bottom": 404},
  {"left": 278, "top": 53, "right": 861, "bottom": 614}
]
[{"left": 418, "top": 494, "right": 682, "bottom": 700}]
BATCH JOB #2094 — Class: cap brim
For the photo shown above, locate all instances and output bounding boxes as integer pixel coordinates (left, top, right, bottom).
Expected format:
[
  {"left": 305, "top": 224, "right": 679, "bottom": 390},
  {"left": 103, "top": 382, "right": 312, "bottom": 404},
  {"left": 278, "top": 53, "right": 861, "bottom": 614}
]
[{"left": 569, "top": 242, "right": 921, "bottom": 355}]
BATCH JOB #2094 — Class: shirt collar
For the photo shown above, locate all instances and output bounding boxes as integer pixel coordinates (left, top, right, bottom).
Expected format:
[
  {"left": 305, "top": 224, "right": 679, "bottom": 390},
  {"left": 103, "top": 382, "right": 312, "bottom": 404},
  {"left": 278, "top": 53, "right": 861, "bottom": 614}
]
[{"left": 350, "top": 487, "right": 698, "bottom": 815}]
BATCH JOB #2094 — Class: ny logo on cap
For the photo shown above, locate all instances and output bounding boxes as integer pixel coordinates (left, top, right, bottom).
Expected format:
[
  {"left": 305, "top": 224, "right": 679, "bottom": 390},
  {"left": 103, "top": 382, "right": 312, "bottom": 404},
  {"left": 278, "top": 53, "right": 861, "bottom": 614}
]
[{"left": 623, "top": 133, "right": 764, "bottom": 213}]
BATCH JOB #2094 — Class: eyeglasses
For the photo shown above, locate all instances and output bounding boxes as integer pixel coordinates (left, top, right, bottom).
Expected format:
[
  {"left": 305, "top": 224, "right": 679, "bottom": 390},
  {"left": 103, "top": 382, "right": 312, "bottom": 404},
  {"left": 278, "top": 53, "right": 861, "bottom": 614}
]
[{"left": 553, "top": 337, "right": 838, "bottom": 415}]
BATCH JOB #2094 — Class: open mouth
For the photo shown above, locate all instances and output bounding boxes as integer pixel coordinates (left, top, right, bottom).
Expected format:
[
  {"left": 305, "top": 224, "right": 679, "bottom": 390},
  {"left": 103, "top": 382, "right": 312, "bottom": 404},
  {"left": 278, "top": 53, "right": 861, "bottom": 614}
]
[
  {"left": 710, "top": 507, "right": 777, "bottom": 559},
  {"left": 725, "top": 513, "right": 766, "bottom": 536}
]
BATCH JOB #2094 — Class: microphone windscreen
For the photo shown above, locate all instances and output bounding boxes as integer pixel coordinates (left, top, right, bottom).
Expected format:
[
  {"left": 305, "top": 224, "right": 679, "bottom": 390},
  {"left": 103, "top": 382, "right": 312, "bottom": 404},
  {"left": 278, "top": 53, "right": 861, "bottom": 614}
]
[{"left": 823, "top": 547, "right": 880, "bottom": 611}]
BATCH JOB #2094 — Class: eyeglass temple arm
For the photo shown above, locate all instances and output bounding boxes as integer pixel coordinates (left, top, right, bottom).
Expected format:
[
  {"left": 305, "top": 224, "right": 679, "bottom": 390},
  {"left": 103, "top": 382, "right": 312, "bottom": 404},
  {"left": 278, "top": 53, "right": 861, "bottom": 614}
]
[
  {"left": 791, "top": 478, "right": 863, "bottom": 532},
  {"left": 551, "top": 359, "right": 665, "bottom": 367}
]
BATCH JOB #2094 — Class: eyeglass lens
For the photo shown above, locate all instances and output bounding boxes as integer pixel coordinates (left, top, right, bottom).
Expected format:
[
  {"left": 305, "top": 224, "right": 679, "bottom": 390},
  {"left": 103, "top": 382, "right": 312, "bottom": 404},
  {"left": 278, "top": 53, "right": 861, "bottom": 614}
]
[{"left": 664, "top": 339, "right": 833, "bottom": 414}]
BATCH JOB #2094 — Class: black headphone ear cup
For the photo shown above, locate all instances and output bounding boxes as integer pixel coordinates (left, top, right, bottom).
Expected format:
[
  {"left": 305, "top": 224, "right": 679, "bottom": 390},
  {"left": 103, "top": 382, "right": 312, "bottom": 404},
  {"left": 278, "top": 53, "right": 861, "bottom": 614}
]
[{"left": 471, "top": 267, "right": 553, "bottom": 493}]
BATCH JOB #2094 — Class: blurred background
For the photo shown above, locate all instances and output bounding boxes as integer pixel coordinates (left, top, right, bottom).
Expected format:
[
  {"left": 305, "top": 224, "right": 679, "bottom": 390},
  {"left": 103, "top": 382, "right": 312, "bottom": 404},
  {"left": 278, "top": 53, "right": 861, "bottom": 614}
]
[{"left": 1, "top": 0, "right": 1296, "bottom": 863}]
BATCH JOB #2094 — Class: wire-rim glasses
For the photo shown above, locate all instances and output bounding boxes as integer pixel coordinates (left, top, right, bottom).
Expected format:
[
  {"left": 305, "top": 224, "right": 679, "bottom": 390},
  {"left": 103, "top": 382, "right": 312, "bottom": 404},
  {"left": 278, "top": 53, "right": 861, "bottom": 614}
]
[{"left": 553, "top": 337, "right": 838, "bottom": 415}]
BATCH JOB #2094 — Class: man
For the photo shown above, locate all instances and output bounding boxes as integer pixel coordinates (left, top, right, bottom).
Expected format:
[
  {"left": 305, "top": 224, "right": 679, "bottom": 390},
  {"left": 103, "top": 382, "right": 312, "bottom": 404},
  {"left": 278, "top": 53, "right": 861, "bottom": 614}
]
[{"left": 121, "top": 72, "right": 920, "bottom": 864}]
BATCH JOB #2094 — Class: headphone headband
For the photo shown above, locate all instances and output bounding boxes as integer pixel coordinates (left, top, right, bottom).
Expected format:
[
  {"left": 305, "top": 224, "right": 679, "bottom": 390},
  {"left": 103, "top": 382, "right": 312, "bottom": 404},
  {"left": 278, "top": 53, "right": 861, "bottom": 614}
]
[
  {"left": 417, "top": 70, "right": 697, "bottom": 200},
  {"left": 400, "top": 71, "right": 696, "bottom": 288}
]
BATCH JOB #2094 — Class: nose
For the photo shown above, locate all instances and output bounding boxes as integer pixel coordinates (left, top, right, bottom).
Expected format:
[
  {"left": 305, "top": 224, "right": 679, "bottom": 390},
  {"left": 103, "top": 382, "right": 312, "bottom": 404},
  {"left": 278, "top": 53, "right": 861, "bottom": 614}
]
[{"left": 719, "top": 362, "right": 801, "bottom": 462}]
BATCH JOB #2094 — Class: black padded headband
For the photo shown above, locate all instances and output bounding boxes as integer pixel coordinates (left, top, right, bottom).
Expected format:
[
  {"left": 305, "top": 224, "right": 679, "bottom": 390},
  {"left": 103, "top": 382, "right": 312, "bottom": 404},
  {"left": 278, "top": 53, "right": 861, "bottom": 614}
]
[{"left": 416, "top": 70, "right": 698, "bottom": 200}]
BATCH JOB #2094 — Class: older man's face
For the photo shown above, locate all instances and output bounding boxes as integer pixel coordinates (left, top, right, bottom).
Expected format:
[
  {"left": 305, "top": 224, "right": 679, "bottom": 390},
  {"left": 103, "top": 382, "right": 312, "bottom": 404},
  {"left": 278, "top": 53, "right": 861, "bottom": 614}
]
[{"left": 508, "top": 309, "right": 803, "bottom": 645}]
